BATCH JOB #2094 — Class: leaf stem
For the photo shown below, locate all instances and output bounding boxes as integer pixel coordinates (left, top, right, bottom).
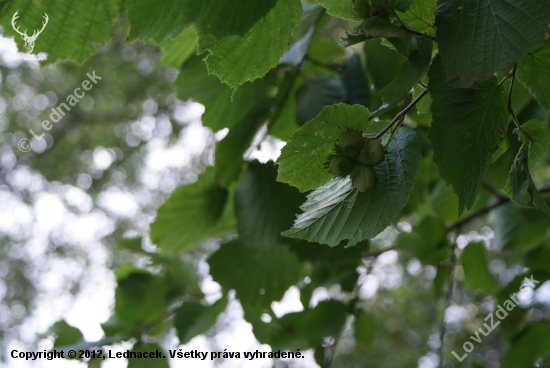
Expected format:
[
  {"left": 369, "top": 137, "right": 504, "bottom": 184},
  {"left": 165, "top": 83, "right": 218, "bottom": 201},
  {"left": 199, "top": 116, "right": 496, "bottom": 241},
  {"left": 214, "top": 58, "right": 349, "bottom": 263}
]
[
  {"left": 266, "top": 63, "right": 303, "bottom": 133},
  {"left": 375, "top": 88, "right": 429, "bottom": 139},
  {"left": 507, "top": 65, "right": 523, "bottom": 131}
]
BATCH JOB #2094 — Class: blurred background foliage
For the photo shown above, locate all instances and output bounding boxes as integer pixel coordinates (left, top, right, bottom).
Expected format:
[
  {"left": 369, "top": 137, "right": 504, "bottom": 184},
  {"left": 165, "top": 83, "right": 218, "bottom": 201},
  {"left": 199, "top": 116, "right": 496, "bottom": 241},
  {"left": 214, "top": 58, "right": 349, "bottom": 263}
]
[{"left": 1, "top": 2, "right": 550, "bottom": 368}]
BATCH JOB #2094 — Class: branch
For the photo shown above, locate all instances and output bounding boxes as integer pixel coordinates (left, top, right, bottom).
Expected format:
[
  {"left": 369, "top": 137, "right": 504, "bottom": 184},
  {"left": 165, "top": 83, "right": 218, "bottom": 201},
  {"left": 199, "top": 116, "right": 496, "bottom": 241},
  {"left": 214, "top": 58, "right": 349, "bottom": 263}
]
[
  {"left": 446, "top": 183, "right": 550, "bottom": 231},
  {"left": 375, "top": 89, "right": 429, "bottom": 139},
  {"left": 437, "top": 241, "right": 458, "bottom": 368},
  {"left": 361, "top": 245, "right": 397, "bottom": 258}
]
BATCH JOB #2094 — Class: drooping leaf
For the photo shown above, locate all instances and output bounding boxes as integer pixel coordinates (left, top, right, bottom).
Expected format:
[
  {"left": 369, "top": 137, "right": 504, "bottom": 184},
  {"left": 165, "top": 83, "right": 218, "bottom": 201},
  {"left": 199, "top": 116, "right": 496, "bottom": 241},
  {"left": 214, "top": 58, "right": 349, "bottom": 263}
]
[
  {"left": 434, "top": 0, "right": 550, "bottom": 84},
  {"left": 198, "top": 0, "right": 302, "bottom": 87},
  {"left": 235, "top": 161, "right": 306, "bottom": 247},
  {"left": 174, "top": 298, "right": 228, "bottom": 345},
  {"left": 341, "top": 54, "right": 371, "bottom": 107},
  {"left": 283, "top": 127, "right": 421, "bottom": 247},
  {"left": 517, "top": 43, "right": 550, "bottom": 111},
  {"left": 379, "top": 36, "right": 432, "bottom": 108},
  {"left": 460, "top": 242, "right": 498, "bottom": 293},
  {"left": 501, "top": 324, "right": 550, "bottom": 368},
  {"left": 488, "top": 204, "right": 550, "bottom": 251},
  {"left": 214, "top": 98, "right": 275, "bottom": 187},
  {"left": 355, "top": 310, "right": 377, "bottom": 348},
  {"left": 277, "top": 104, "right": 371, "bottom": 192},
  {"left": 115, "top": 272, "right": 170, "bottom": 327},
  {"left": 429, "top": 79, "right": 508, "bottom": 214},
  {"left": 517, "top": 119, "right": 550, "bottom": 169},
  {"left": 295, "top": 75, "right": 348, "bottom": 125},
  {"left": 397, "top": 0, "right": 436, "bottom": 36},
  {"left": 398, "top": 216, "right": 447, "bottom": 266},
  {"left": 149, "top": 168, "right": 235, "bottom": 252},
  {"left": 503, "top": 151, "right": 550, "bottom": 216},
  {"left": 0, "top": 0, "right": 124, "bottom": 64},
  {"left": 127, "top": 344, "right": 169, "bottom": 368},
  {"left": 159, "top": 27, "right": 197, "bottom": 69},
  {"left": 364, "top": 39, "right": 406, "bottom": 90},
  {"left": 208, "top": 241, "right": 301, "bottom": 311}
]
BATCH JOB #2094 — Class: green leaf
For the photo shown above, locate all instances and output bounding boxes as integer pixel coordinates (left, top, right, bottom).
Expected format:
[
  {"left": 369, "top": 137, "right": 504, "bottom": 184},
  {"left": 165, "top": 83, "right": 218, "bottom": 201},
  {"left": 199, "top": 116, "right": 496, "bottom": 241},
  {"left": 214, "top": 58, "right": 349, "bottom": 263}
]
[
  {"left": 174, "top": 56, "right": 272, "bottom": 132},
  {"left": 235, "top": 161, "right": 305, "bottom": 247},
  {"left": 503, "top": 149, "right": 550, "bottom": 216},
  {"left": 129, "top": 0, "right": 278, "bottom": 43},
  {"left": 435, "top": 0, "right": 550, "bottom": 84},
  {"left": 398, "top": 216, "right": 447, "bottom": 266},
  {"left": 501, "top": 324, "right": 550, "bottom": 368},
  {"left": 517, "top": 120, "right": 550, "bottom": 169},
  {"left": 296, "top": 75, "right": 348, "bottom": 125},
  {"left": 208, "top": 241, "right": 301, "bottom": 311},
  {"left": 174, "top": 298, "right": 228, "bottom": 345},
  {"left": 261, "top": 300, "right": 348, "bottom": 350},
  {"left": 460, "top": 242, "right": 498, "bottom": 293},
  {"left": 361, "top": 16, "right": 412, "bottom": 40},
  {"left": 128, "top": 0, "right": 188, "bottom": 43},
  {"left": 48, "top": 320, "right": 84, "bottom": 348},
  {"left": 308, "top": 38, "right": 346, "bottom": 65},
  {"left": 488, "top": 204, "right": 550, "bottom": 251},
  {"left": 525, "top": 243, "right": 550, "bottom": 271},
  {"left": 214, "top": 98, "right": 275, "bottom": 187},
  {"left": 159, "top": 27, "right": 197, "bottom": 69},
  {"left": 149, "top": 168, "right": 235, "bottom": 252},
  {"left": 386, "top": 0, "right": 414, "bottom": 13},
  {"left": 277, "top": 104, "right": 371, "bottom": 192},
  {"left": 429, "top": 79, "right": 508, "bottom": 214},
  {"left": 517, "top": 43, "right": 550, "bottom": 111},
  {"left": 355, "top": 310, "right": 377, "bottom": 348},
  {"left": 283, "top": 127, "right": 421, "bottom": 247},
  {"left": 316, "top": 0, "right": 358, "bottom": 20},
  {"left": 379, "top": 36, "right": 432, "bottom": 107},
  {"left": 199, "top": 0, "right": 302, "bottom": 87},
  {"left": 426, "top": 54, "right": 448, "bottom": 96},
  {"left": 364, "top": 39, "right": 406, "bottom": 90},
  {"left": 0, "top": 0, "right": 124, "bottom": 64},
  {"left": 341, "top": 54, "right": 371, "bottom": 107},
  {"left": 115, "top": 272, "right": 170, "bottom": 327},
  {"left": 127, "top": 344, "right": 169, "bottom": 368},
  {"left": 397, "top": 0, "right": 436, "bottom": 36}
]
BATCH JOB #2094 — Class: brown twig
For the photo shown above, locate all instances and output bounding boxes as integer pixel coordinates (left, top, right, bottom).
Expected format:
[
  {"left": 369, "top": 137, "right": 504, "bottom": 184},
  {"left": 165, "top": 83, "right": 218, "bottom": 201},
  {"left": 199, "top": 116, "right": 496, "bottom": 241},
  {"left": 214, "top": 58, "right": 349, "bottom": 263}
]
[
  {"left": 446, "top": 183, "right": 550, "bottom": 231},
  {"left": 375, "top": 89, "right": 429, "bottom": 139}
]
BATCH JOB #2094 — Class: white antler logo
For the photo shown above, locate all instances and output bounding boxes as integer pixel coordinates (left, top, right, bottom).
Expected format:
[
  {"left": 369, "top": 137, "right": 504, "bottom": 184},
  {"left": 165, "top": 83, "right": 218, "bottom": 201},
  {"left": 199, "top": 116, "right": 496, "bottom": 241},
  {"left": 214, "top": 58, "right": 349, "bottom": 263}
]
[{"left": 11, "top": 11, "right": 49, "bottom": 54}]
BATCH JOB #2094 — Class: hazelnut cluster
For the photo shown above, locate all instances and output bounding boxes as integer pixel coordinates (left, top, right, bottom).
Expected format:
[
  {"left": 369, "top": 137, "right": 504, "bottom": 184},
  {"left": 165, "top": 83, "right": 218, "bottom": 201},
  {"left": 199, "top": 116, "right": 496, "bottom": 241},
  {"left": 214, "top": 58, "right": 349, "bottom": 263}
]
[{"left": 327, "top": 130, "right": 385, "bottom": 192}]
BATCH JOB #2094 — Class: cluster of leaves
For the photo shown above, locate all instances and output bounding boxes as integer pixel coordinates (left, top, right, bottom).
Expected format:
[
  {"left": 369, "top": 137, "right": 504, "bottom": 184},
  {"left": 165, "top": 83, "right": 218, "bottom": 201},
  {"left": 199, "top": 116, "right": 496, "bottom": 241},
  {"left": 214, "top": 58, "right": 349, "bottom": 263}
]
[{"left": 7, "top": 0, "right": 550, "bottom": 366}]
